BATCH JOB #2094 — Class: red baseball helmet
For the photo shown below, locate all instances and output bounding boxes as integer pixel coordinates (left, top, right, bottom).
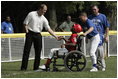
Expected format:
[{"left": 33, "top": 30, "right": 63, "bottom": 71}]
[{"left": 72, "top": 24, "right": 82, "bottom": 33}]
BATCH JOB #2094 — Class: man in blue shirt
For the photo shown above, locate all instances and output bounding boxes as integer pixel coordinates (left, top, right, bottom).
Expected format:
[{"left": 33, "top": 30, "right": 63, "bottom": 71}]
[
  {"left": 1, "top": 16, "right": 14, "bottom": 33},
  {"left": 88, "top": 5, "right": 110, "bottom": 71},
  {"left": 79, "top": 12, "right": 100, "bottom": 72}
]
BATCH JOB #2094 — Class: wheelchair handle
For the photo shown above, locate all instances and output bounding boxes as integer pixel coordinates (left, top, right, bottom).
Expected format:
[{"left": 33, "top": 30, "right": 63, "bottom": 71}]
[
  {"left": 79, "top": 35, "right": 86, "bottom": 38},
  {"left": 78, "top": 35, "right": 85, "bottom": 40}
]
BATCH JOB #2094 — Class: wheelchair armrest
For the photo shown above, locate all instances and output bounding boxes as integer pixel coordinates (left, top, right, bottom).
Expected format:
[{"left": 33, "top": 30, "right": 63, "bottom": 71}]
[{"left": 53, "top": 50, "right": 67, "bottom": 59}]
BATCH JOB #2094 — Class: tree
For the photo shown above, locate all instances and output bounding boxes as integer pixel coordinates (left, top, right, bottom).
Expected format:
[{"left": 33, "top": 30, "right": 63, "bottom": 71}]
[
  {"left": 46, "top": 1, "right": 84, "bottom": 31},
  {"left": 105, "top": 1, "right": 117, "bottom": 30}
]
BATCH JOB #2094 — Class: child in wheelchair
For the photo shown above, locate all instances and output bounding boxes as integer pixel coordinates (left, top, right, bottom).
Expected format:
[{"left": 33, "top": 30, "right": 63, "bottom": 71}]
[{"left": 39, "top": 24, "right": 82, "bottom": 70}]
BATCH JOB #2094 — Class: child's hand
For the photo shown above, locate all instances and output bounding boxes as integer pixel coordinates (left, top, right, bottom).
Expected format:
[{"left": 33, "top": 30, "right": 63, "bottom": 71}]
[
  {"left": 61, "top": 44, "right": 65, "bottom": 48},
  {"left": 80, "top": 33, "right": 86, "bottom": 37},
  {"left": 57, "top": 36, "right": 64, "bottom": 41}
]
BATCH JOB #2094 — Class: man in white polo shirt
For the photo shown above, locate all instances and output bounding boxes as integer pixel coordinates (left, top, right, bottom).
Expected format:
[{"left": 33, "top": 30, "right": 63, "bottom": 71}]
[{"left": 21, "top": 4, "right": 60, "bottom": 71}]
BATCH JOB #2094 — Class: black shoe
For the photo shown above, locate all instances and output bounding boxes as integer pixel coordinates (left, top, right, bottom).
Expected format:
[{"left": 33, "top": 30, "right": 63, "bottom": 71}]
[{"left": 21, "top": 68, "right": 26, "bottom": 71}]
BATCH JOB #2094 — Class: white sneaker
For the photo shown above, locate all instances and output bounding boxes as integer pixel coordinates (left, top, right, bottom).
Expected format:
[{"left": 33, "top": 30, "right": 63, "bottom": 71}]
[
  {"left": 102, "top": 68, "right": 105, "bottom": 71},
  {"left": 39, "top": 65, "right": 46, "bottom": 69},
  {"left": 34, "top": 69, "right": 43, "bottom": 72},
  {"left": 90, "top": 67, "right": 98, "bottom": 72}
]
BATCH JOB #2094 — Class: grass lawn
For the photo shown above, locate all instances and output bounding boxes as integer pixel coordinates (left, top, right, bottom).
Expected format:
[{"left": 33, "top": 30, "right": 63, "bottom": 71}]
[{"left": 1, "top": 57, "right": 117, "bottom": 78}]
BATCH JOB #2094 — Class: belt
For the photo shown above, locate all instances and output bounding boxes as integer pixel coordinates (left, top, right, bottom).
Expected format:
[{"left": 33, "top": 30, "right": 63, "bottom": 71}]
[{"left": 28, "top": 30, "right": 41, "bottom": 35}]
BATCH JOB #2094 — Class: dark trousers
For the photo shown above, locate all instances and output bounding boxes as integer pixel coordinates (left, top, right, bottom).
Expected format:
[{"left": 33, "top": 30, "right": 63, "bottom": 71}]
[{"left": 21, "top": 30, "right": 42, "bottom": 70}]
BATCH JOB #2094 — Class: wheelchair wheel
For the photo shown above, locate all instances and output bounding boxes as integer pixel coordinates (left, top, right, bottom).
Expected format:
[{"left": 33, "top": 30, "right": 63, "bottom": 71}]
[{"left": 64, "top": 51, "right": 86, "bottom": 72}]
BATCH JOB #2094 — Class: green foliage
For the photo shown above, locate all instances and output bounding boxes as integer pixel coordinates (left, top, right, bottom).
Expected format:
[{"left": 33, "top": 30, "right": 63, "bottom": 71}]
[
  {"left": 55, "top": 1, "right": 78, "bottom": 14},
  {"left": 106, "top": 1, "right": 117, "bottom": 8},
  {"left": 1, "top": 1, "right": 117, "bottom": 32},
  {"left": 105, "top": 1, "right": 117, "bottom": 15}
]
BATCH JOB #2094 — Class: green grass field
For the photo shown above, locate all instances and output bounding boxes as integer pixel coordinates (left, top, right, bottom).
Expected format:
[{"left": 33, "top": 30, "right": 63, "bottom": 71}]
[{"left": 1, "top": 57, "right": 117, "bottom": 78}]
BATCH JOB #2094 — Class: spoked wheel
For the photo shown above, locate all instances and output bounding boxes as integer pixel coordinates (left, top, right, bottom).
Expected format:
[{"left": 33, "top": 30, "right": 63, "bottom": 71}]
[{"left": 64, "top": 51, "right": 87, "bottom": 72}]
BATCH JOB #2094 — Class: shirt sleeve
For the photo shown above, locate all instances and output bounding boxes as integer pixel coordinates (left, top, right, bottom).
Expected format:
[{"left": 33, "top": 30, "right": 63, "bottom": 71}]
[
  {"left": 10, "top": 23, "right": 14, "bottom": 32},
  {"left": 1, "top": 22, "right": 5, "bottom": 31},
  {"left": 103, "top": 15, "right": 110, "bottom": 28},
  {"left": 23, "top": 12, "right": 32, "bottom": 25},
  {"left": 70, "top": 35, "right": 77, "bottom": 44},
  {"left": 43, "top": 18, "right": 50, "bottom": 30},
  {"left": 87, "top": 20, "right": 95, "bottom": 28}
]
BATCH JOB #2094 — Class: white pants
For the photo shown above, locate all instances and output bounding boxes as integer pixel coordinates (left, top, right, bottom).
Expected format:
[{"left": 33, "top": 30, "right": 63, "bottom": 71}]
[
  {"left": 89, "top": 34, "right": 100, "bottom": 65},
  {"left": 96, "top": 45, "right": 106, "bottom": 68},
  {"left": 48, "top": 48, "right": 68, "bottom": 59}
]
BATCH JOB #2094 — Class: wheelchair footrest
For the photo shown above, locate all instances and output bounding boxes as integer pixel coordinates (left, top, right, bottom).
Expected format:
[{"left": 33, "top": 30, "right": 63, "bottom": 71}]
[{"left": 53, "top": 64, "right": 65, "bottom": 66}]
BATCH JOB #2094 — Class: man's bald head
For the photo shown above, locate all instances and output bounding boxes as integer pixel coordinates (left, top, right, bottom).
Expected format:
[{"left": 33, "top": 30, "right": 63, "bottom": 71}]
[{"left": 37, "top": 4, "right": 47, "bottom": 16}]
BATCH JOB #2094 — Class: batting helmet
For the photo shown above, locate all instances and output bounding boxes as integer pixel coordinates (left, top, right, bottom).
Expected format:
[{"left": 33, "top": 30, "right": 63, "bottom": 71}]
[{"left": 72, "top": 24, "right": 82, "bottom": 33}]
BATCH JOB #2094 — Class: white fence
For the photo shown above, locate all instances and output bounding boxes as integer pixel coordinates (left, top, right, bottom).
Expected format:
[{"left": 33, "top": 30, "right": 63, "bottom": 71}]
[{"left": 1, "top": 34, "right": 117, "bottom": 62}]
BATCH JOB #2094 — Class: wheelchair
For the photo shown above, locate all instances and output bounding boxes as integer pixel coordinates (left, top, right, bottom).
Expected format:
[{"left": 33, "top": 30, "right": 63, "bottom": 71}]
[{"left": 48, "top": 35, "right": 87, "bottom": 72}]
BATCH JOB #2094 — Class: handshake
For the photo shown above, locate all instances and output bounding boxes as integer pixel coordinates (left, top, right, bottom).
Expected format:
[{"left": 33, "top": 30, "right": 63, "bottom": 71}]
[
  {"left": 57, "top": 36, "right": 67, "bottom": 48},
  {"left": 57, "top": 36, "right": 65, "bottom": 41}
]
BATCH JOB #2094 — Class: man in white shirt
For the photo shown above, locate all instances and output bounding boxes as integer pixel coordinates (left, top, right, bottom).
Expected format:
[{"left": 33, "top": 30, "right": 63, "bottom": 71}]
[{"left": 21, "top": 4, "right": 60, "bottom": 71}]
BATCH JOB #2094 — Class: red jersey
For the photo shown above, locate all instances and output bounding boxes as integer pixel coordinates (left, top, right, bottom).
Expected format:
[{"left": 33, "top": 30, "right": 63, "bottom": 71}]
[{"left": 65, "top": 33, "right": 78, "bottom": 52}]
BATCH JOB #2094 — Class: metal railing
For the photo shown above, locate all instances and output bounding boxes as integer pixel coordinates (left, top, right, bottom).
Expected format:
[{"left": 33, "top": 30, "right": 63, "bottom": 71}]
[{"left": 1, "top": 31, "right": 117, "bottom": 62}]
